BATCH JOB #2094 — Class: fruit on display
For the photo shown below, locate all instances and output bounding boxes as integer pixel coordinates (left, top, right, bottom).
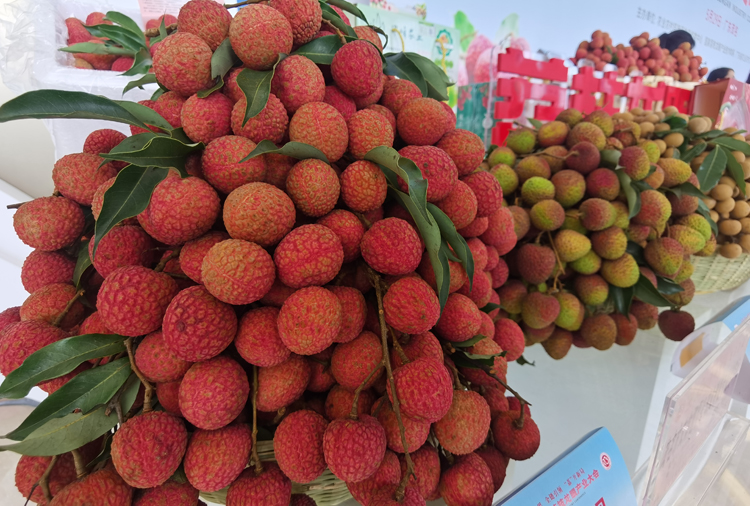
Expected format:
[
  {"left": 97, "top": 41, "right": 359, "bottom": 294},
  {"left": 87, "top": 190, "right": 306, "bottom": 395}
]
[
  {"left": 0, "top": 2, "right": 539, "bottom": 505},
  {"left": 572, "top": 30, "right": 707, "bottom": 81}
]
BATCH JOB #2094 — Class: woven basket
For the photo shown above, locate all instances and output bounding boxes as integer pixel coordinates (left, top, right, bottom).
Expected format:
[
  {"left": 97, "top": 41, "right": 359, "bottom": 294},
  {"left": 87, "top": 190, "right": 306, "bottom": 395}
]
[
  {"left": 199, "top": 440, "right": 352, "bottom": 506},
  {"left": 691, "top": 253, "right": 750, "bottom": 293}
]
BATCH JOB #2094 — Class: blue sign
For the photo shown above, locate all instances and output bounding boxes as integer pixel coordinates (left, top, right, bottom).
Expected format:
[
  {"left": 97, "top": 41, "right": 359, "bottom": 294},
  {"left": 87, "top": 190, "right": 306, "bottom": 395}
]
[{"left": 498, "top": 428, "right": 636, "bottom": 506}]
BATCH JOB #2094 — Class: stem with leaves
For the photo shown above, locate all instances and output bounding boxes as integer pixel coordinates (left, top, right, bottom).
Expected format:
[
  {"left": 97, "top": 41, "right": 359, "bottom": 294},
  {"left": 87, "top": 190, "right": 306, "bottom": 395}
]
[
  {"left": 124, "top": 337, "right": 154, "bottom": 412},
  {"left": 251, "top": 365, "right": 263, "bottom": 475},
  {"left": 368, "top": 267, "right": 413, "bottom": 501}
]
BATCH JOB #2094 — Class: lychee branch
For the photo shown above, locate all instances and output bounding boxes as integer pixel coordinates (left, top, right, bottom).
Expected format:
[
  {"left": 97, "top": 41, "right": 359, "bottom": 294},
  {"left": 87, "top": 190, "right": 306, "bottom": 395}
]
[
  {"left": 143, "top": 23, "right": 177, "bottom": 38},
  {"left": 70, "top": 449, "right": 87, "bottom": 479},
  {"left": 224, "top": 0, "right": 264, "bottom": 8},
  {"left": 349, "top": 361, "right": 384, "bottom": 419},
  {"left": 250, "top": 365, "right": 263, "bottom": 475},
  {"left": 36, "top": 454, "right": 58, "bottom": 504},
  {"left": 52, "top": 290, "right": 85, "bottom": 327},
  {"left": 154, "top": 247, "right": 181, "bottom": 273},
  {"left": 124, "top": 337, "right": 154, "bottom": 413},
  {"left": 368, "top": 267, "right": 414, "bottom": 502},
  {"left": 488, "top": 371, "right": 530, "bottom": 429},
  {"left": 389, "top": 330, "right": 409, "bottom": 365},
  {"left": 6, "top": 202, "right": 26, "bottom": 209}
]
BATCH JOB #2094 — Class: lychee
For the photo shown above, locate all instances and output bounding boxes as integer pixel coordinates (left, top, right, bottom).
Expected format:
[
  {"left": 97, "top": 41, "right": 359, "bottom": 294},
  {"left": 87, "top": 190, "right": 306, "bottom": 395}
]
[
  {"left": 133, "top": 479, "right": 199, "bottom": 506},
  {"left": 383, "top": 276, "right": 440, "bottom": 334},
  {"left": 323, "top": 414, "right": 386, "bottom": 482},
  {"left": 620, "top": 146, "right": 651, "bottom": 180},
  {"left": 289, "top": 102, "right": 349, "bottom": 162},
  {"left": 521, "top": 291, "right": 560, "bottom": 329},
  {"left": 153, "top": 33, "right": 213, "bottom": 96},
  {"left": 554, "top": 229, "right": 591, "bottom": 262},
  {"left": 538, "top": 120, "right": 570, "bottom": 147},
  {"left": 437, "top": 129, "right": 485, "bottom": 176},
  {"left": 388, "top": 357, "right": 453, "bottom": 422},
  {"left": 201, "top": 136, "right": 266, "bottom": 194},
  {"left": 331, "top": 330, "right": 383, "bottom": 390},
  {"left": 177, "top": 0, "right": 232, "bottom": 50},
  {"left": 601, "top": 253, "right": 639, "bottom": 287},
  {"left": 179, "top": 356, "right": 249, "bottom": 429},
  {"left": 223, "top": 182, "right": 295, "bottom": 246},
  {"left": 340, "top": 160, "right": 388, "bottom": 213},
  {"left": 278, "top": 286, "right": 342, "bottom": 355},
  {"left": 492, "top": 410, "right": 540, "bottom": 460},
  {"left": 348, "top": 109, "right": 394, "bottom": 160},
  {"left": 256, "top": 354, "right": 311, "bottom": 412},
  {"left": 49, "top": 468, "right": 132, "bottom": 506},
  {"left": 515, "top": 155, "right": 551, "bottom": 182},
  {"left": 201, "top": 239, "right": 275, "bottom": 305},
  {"left": 271, "top": 55, "right": 326, "bottom": 113},
  {"left": 235, "top": 307, "right": 290, "bottom": 367},
  {"left": 462, "top": 171, "right": 503, "bottom": 218},
  {"left": 612, "top": 313, "right": 638, "bottom": 346},
  {"left": 14, "top": 453, "right": 77, "bottom": 505},
  {"left": 505, "top": 128, "right": 536, "bottom": 155},
  {"left": 286, "top": 158, "right": 341, "bottom": 217},
  {"left": 153, "top": 91, "right": 186, "bottom": 129},
  {"left": 332, "top": 40, "right": 383, "bottom": 98},
  {"left": 479, "top": 207, "right": 517, "bottom": 255},
  {"left": 324, "top": 85, "right": 357, "bottom": 120},
  {"left": 439, "top": 453, "right": 494, "bottom": 506},
  {"left": 328, "top": 285, "right": 367, "bottom": 343},
  {"left": 433, "top": 390, "right": 491, "bottom": 455},
  {"left": 226, "top": 464, "right": 291, "bottom": 506},
  {"left": 52, "top": 153, "right": 117, "bottom": 206},
  {"left": 565, "top": 141, "right": 600, "bottom": 175},
  {"left": 88, "top": 225, "right": 154, "bottom": 278},
  {"left": 229, "top": 4, "right": 293, "bottom": 70},
  {"left": 475, "top": 446, "right": 507, "bottom": 493},
  {"left": 274, "top": 409, "right": 328, "bottom": 483},
  {"left": 434, "top": 293, "right": 482, "bottom": 342},
  {"left": 231, "top": 93, "right": 289, "bottom": 144},
  {"left": 269, "top": 0, "right": 322, "bottom": 45},
  {"left": 398, "top": 145, "right": 458, "bottom": 202},
  {"left": 0, "top": 320, "right": 67, "bottom": 376},
  {"left": 397, "top": 97, "right": 450, "bottom": 146},
  {"left": 326, "top": 384, "right": 375, "bottom": 420},
  {"left": 580, "top": 314, "right": 617, "bottom": 350},
  {"left": 348, "top": 450, "right": 401, "bottom": 505},
  {"left": 494, "top": 318, "right": 525, "bottom": 360},
  {"left": 135, "top": 330, "right": 192, "bottom": 383},
  {"left": 361, "top": 218, "right": 422, "bottom": 276},
  {"left": 21, "top": 250, "right": 75, "bottom": 294},
  {"left": 274, "top": 224, "right": 344, "bottom": 288},
  {"left": 658, "top": 310, "right": 695, "bottom": 341}
]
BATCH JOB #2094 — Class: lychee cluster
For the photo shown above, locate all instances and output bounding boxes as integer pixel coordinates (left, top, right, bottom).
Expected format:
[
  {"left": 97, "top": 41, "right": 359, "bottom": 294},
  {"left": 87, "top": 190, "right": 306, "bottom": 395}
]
[{"left": 5, "top": 2, "right": 542, "bottom": 505}]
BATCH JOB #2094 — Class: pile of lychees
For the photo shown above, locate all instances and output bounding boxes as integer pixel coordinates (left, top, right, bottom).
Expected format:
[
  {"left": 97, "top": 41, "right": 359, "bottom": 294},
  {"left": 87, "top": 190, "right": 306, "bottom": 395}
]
[
  {"left": 1, "top": 1, "right": 540, "bottom": 505},
  {"left": 486, "top": 105, "right": 705, "bottom": 357}
]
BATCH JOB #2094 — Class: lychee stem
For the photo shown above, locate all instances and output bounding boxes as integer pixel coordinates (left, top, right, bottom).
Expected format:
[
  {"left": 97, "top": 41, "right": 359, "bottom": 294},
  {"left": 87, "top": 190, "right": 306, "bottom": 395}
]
[
  {"left": 6, "top": 201, "right": 26, "bottom": 209},
  {"left": 390, "top": 331, "right": 410, "bottom": 365},
  {"left": 251, "top": 365, "right": 263, "bottom": 475},
  {"left": 52, "top": 290, "right": 85, "bottom": 327},
  {"left": 71, "top": 449, "right": 87, "bottom": 479},
  {"left": 488, "top": 371, "right": 530, "bottom": 429},
  {"left": 143, "top": 23, "right": 177, "bottom": 38},
  {"left": 224, "top": 0, "right": 263, "bottom": 8},
  {"left": 349, "top": 361, "right": 384, "bottom": 419},
  {"left": 154, "top": 247, "right": 181, "bottom": 273},
  {"left": 354, "top": 212, "right": 373, "bottom": 229},
  {"left": 37, "top": 454, "right": 58, "bottom": 504},
  {"left": 273, "top": 407, "right": 287, "bottom": 424},
  {"left": 368, "top": 267, "right": 413, "bottom": 502},
  {"left": 547, "top": 231, "right": 566, "bottom": 291},
  {"left": 105, "top": 377, "right": 130, "bottom": 423},
  {"left": 444, "top": 358, "right": 463, "bottom": 390},
  {"left": 124, "top": 337, "right": 154, "bottom": 413}
]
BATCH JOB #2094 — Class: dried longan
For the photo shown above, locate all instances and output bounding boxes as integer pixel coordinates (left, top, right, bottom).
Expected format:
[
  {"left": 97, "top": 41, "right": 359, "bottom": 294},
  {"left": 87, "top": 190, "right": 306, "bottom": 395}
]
[
  {"left": 664, "top": 106, "right": 679, "bottom": 115},
  {"left": 710, "top": 210, "right": 720, "bottom": 222},
  {"left": 645, "top": 113, "right": 659, "bottom": 123},
  {"left": 719, "top": 176, "right": 736, "bottom": 188},
  {"left": 732, "top": 134, "right": 745, "bottom": 141},
  {"left": 740, "top": 235, "right": 750, "bottom": 253},
  {"left": 654, "top": 139, "right": 667, "bottom": 153},
  {"left": 654, "top": 123, "right": 671, "bottom": 133},
  {"left": 688, "top": 117, "right": 707, "bottom": 134},
  {"left": 664, "top": 133, "right": 684, "bottom": 147},
  {"left": 630, "top": 107, "right": 644, "bottom": 116},
  {"left": 719, "top": 219, "right": 742, "bottom": 236},
  {"left": 724, "top": 127, "right": 738, "bottom": 134},
  {"left": 720, "top": 243, "right": 743, "bottom": 258},
  {"left": 664, "top": 147, "right": 674, "bottom": 158},
  {"left": 640, "top": 122, "right": 655, "bottom": 135},
  {"left": 703, "top": 197, "right": 716, "bottom": 209},
  {"left": 716, "top": 199, "right": 736, "bottom": 214},
  {"left": 732, "top": 151, "right": 746, "bottom": 163},
  {"left": 711, "top": 184, "right": 733, "bottom": 201},
  {"left": 731, "top": 200, "right": 750, "bottom": 219}
]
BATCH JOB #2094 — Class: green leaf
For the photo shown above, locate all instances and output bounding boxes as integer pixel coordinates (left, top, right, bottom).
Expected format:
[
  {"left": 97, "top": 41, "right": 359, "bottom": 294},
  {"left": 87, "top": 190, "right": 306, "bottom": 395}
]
[
  {"left": 712, "top": 136, "right": 750, "bottom": 155},
  {"left": 119, "top": 49, "right": 153, "bottom": 77},
  {"left": 384, "top": 53, "right": 428, "bottom": 97},
  {"left": 122, "top": 74, "right": 156, "bottom": 95},
  {"left": 0, "top": 334, "right": 127, "bottom": 399},
  {"left": 694, "top": 129, "right": 727, "bottom": 139},
  {"left": 696, "top": 200, "right": 719, "bottom": 236},
  {"left": 516, "top": 355, "right": 535, "bottom": 366},
  {"left": 615, "top": 170, "right": 641, "bottom": 218},
  {"left": 101, "top": 135, "right": 203, "bottom": 174},
  {"left": 239, "top": 139, "right": 328, "bottom": 164},
  {"left": 151, "top": 87, "right": 165, "bottom": 101},
  {"left": 6, "top": 358, "right": 131, "bottom": 441},
  {"left": 92, "top": 166, "right": 169, "bottom": 256},
  {"left": 680, "top": 142, "right": 707, "bottom": 164},
  {"left": 60, "top": 42, "right": 133, "bottom": 56},
  {"left": 722, "top": 146, "right": 747, "bottom": 196},
  {"left": 371, "top": 26, "right": 389, "bottom": 51},
  {"left": 86, "top": 433, "right": 112, "bottom": 470},
  {"left": 633, "top": 275, "right": 672, "bottom": 307},
  {"left": 0, "top": 375, "right": 139, "bottom": 456},
  {"left": 326, "top": 0, "right": 368, "bottom": 22},
  {"left": 600, "top": 149, "right": 622, "bottom": 169},
  {"left": 105, "top": 11, "right": 146, "bottom": 42},
  {"left": 72, "top": 240, "right": 92, "bottom": 290},
  {"left": 657, "top": 276, "right": 684, "bottom": 295},
  {"left": 404, "top": 52, "right": 451, "bottom": 101},
  {"left": 481, "top": 303, "right": 501, "bottom": 314},
  {"left": 85, "top": 24, "right": 147, "bottom": 52},
  {"left": 452, "top": 335, "right": 487, "bottom": 348},
  {"left": 236, "top": 65, "right": 277, "bottom": 124},
  {"left": 428, "top": 203, "right": 475, "bottom": 291},
  {"left": 320, "top": 3, "right": 357, "bottom": 38},
  {"left": 528, "top": 118, "right": 543, "bottom": 129},
  {"left": 0, "top": 90, "right": 169, "bottom": 131},
  {"left": 198, "top": 39, "right": 238, "bottom": 98},
  {"left": 609, "top": 285, "right": 633, "bottom": 315},
  {"left": 666, "top": 182, "right": 705, "bottom": 199},
  {"left": 696, "top": 147, "right": 728, "bottom": 193},
  {"left": 366, "top": 146, "right": 430, "bottom": 222},
  {"left": 626, "top": 241, "right": 646, "bottom": 265},
  {"left": 663, "top": 116, "right": 687, "bottom": 129},
  {"left": 292, "top": 35, "right": 347, "bottom": 65}
]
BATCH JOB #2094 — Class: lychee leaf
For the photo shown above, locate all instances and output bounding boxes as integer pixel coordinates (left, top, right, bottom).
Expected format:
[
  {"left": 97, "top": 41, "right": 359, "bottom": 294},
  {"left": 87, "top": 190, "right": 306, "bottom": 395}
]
[
  {"left": 615, "top": 169, "right": 641, "bottom": 218},
  {"left": 123, "top": 74, "right": 158, "bottom": 95},
  {"left": 404, "top": 52, "right": 451, "bottom": 101},
  {"left": 696, "top": 146, "right": 727, "bottom": 193},
  {"left": 480, "top": 303, "right": 501, "bottom": 314},
  {"left": 663, "top": 115, "right": 688, "bottom": 130},
  {"left": 657, "top": 277, "right": 684, "bottom": 295},
  {"left": 85, "top": 24, "right": 148, "bottom": 52},
  {"left": 104, "top": 11, "right": 146, "bottom": 42},
  {"left": 198, "top": 38, "right": 239, "bottom": 98},
  {"left": 0, "top": 90, "right": 170, "bottom": 131},
  {"left": 0, "top": 334, "right": 127, "bottom": 400},
  {"left": 695, "top": 129, "right": 731, "bottom": 140},
  {"left": 120, "top": 49, "right": 153, "bottom": 78},
  {"left": 452, "top": 335, "right": 487, "bottom": 348},
  {"left": 293, "top": 36, "right": 350, "bottom": 65},
  {"left": 680, "top": 143, "right": 707, "bottom": 164},
  {"left": 320, "top": 3, "right": 357, "bottom": 38},
  {"left": 600, "top": 149, "right": 621, "bottom": 169},
  {"left": 625, "top": 241, "right": 646, "bottom": 265},
  {"left": 73, "top": 239, "right": 92, "bottom": 290},
  {"left": 365, "top": 146, "right": 429, "bottom": 222},
  {"left": 665, "top": 182, "right": 705, "bottom": 199},
  {"left": 696, "top": 200, "right": 719, "bottom": 236},
  {"left": 239, "top": 140, "right": 328, "bottom": 164},
  {"left": 371, "top": 26, "right": 389, "bottom": 51},
  {"left": 383, "top": 53, "right": 428, "bottom": 96},
  {"left": 60, "top": 42, "right": 134, "bottom": 56},
  {"left": 325, "top": 0, "right": 368, "bottom": 23},
  {"left": 85, "top": 432, "right": 113, "bottom": 471},
  {"left": 722, "top": 146, "right": 747, "bottom": 196},
  {"left": 427, "top": 203, "right": 475, "bottom": 290},
  {"left": 633, "top": 275, "right": 672, "bottom": 307},
  {"left": 236, "top": 58, "right": 283, "bottom": 124},
  {"left": 0, "top": 375, "right": 139, "bottom": 456},
  {"left": 101, "top": 136, "right": 203, "bottom": 174},
  {"left": 608, "top": 285, "right": 633, "bottom": 316},
  {"left": 516, "top": 355, "right": 535, "bottom": 366},
  {"left": 93, "top": 166, "right": 170, "bottom": 257},
  {"left": 527, "top": 118, "right": 543, "bottom": 129},
  {"left": 6, "top": 358, "right": 131, "bottom": 441}
]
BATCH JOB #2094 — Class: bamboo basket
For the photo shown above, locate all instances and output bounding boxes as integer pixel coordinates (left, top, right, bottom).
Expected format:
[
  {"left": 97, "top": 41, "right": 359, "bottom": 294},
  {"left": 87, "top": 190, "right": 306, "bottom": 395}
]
[
  {"left": 691, "top": 253, "right": 750, "bottom": 294},
  {"left": 199, "top": 441, "right": 352, "bottom": 506}
]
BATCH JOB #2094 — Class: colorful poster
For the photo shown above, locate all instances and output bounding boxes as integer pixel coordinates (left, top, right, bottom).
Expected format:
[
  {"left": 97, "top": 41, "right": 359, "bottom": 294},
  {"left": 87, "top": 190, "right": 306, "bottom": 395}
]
[{"left": 499, "top": 428, "right": 637, "bottom": 506}]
